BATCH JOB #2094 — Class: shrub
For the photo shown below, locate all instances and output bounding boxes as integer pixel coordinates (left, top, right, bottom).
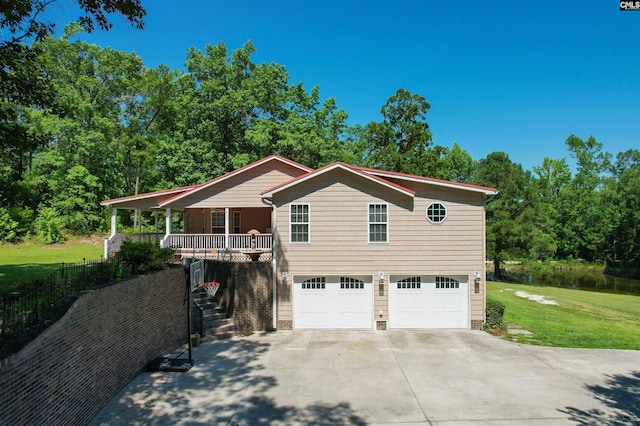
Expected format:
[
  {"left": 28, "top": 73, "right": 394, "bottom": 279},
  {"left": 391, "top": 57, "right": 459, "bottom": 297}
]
[
  {"left": 33, "top": 207, "right": 66, "bottom": 244},
  {"left": 0, "top": 207, "right": 20, "bottom": 243},
  {"left": 115, "top": 240, "right": 173, "bottom": 274},
  {"left": 483, "top": 296, "right": 506, "bottom": 334}
]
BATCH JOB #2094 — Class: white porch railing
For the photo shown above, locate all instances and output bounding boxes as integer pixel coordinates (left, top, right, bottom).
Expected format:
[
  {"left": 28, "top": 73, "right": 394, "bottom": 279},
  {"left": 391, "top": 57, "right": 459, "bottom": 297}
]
[
  {"left": 105, "top": 233, "right": 165, "bottom": 258},
  {"left": 168, "top": 234, "right": 272, "bottom": 251}
]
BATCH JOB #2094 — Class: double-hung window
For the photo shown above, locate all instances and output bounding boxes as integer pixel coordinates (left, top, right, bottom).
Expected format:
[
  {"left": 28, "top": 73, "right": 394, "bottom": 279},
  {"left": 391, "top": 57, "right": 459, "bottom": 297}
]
[
  {"left": 290, "top": 204, "right": 309, "bottom": 243},
  {"left": 211, "top": 211, "right": 225, "bottom": 234},
  {"left": 368, "top": 203, "right": 388, "bottom": 242}
]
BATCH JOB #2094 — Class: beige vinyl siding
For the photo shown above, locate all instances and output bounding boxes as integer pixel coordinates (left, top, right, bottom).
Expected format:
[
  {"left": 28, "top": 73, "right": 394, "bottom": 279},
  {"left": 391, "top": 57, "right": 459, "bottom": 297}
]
[
  {"left": 274, "top": 168, "right": 487, "bottom": 326},
  {"left": 169, "top": 162, "right": 305, "bottom": 209}
]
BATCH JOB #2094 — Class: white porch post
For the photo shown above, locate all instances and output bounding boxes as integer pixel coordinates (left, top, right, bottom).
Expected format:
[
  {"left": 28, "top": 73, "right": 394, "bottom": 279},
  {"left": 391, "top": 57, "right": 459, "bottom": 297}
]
[
  {"left": 224, "top": 207, "right": 230, "bottom": 248},
  {"left": 110, "top": 208, "right": 117, "bottom": 237},
  {"left": 165, "top": 208, "right": 172, "bottom": 236},
  {"left": 161, "top": 208, "right": 172, "bottom": 248},
  {"left": 104, "top": 208, "right": 118, "bottom": 258}
]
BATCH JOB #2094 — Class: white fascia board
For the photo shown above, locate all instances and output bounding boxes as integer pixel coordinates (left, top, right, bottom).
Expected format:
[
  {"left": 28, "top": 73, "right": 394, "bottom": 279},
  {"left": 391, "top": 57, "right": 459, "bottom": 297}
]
[
  {"left": 262, "top": 163, "right": 415, "bottom": 199},
  {"left": 365, "top": 171, "right": 498, "bottom": 196},
  {"left": 100, "top": 187, "right": 193, "bottom": 207}
]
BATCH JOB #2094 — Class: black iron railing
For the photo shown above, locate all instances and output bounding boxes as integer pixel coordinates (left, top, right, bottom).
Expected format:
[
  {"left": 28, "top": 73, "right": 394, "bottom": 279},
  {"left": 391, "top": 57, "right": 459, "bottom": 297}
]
[{"left": 1, "top": 257, "right": 126, "bottom": 341}]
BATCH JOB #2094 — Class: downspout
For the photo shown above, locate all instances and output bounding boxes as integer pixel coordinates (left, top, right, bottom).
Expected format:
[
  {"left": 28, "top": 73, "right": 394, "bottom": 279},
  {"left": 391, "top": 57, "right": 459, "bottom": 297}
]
[{"left": 261, "top": 195, "right": 277, "bottom": 331}]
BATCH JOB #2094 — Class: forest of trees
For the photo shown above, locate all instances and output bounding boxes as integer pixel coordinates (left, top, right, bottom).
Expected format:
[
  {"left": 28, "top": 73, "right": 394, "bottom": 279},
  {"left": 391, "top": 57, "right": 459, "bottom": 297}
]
[{"left": 1, "top": 2, "right": 639, "bottom": 272}]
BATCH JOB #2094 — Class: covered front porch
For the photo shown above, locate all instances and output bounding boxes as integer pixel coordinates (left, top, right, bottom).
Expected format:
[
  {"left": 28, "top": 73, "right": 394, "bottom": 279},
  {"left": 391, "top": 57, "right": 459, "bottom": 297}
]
[
  {"left": 100, "top": 155, "right": 316, "bottom": 263},
  {"left": 105, "top": 206, "right": 273, "bottom": 262}
]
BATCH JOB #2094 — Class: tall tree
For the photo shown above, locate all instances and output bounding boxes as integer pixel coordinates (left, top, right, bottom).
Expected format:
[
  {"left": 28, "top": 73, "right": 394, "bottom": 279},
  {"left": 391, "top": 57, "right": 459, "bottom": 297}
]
[
  {"left": 246, "top": 84, "right": 348, "bottom": 168},
  {"left": 608, "top": 149, "right": 640, "bottom": 268},
  {"left": 530, "top": 157, "right": 572, "bottom": 260},
  {"left": 154, "top": 41, "right": 290, "bottom": 185},
  {"left": 155, "top": 41, "right": 349, "bottom": 187},
  {"left": 560, "top": 135, "right": 612, "bottom": 261},
  {"left": 0, "top": 0, "right": 146, "bottom": 240},
  {"left": 1, "top": 0, "right": 146, "bottom": 172},
  {"left": 423, "top": 142, "right": 476, "bottom": 183},
  {"left": 474, "top": 152, "right": 531, "bottom": 275},
  {"left": 24, "top": 24, "right": 146, "bottom": 239},
  {"left": 362, "top": 88, "right": 432, "bottom": 174}
]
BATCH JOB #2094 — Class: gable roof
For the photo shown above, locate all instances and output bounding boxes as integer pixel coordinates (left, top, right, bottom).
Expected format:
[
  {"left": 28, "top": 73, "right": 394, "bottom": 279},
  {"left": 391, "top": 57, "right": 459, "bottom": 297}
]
[
  {"left": 100, "top": 185, "right": 200, "bottom": 208},
  {"left": 101, "top": 155, "right": 497, "bottom": 210},
  {"left": 260, "top": 162, "right": 416, "bottom": 198},
  {"left": 100, "top": 155, "right": 313, "bottom": 209},
  {"left": 158, "top": 155, "right": 313, "bottom": 207},
  {"left": 353, "top": 166, "right": 498, "bottom": 195},
  {"left": 261, "top": 162, "right": 497, "bottom": 198}
]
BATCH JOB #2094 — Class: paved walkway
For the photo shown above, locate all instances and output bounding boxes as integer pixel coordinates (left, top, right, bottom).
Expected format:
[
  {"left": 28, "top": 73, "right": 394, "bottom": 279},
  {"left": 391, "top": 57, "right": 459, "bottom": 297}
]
[{"left": 91, "top": 330, "right": 640, "bottom": 425}]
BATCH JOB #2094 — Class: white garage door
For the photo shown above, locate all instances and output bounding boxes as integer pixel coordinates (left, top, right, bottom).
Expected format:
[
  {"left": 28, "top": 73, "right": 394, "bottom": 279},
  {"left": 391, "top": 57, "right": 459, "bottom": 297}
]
[
  {"left": 389, "top": 275, "right": 469, "bottom": 329},
  {"left": 293, "top": 275, "right": 373, "bottom": 329}
]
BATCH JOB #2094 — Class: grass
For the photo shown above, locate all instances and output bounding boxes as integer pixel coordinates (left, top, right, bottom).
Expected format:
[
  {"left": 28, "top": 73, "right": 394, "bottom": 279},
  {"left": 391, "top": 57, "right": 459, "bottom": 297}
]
[
  {"left": 0, "top": 237, "right": 104, "bottom": 295},
  {"left": 488, "top": 281, "right": 640, "bottom": 350}
]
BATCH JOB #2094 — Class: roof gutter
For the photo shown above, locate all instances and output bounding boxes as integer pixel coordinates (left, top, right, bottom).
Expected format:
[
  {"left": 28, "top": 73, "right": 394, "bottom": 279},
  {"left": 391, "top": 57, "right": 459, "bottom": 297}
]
[{"left": 261, "top": 195, "right": 278, "bottom": 331}]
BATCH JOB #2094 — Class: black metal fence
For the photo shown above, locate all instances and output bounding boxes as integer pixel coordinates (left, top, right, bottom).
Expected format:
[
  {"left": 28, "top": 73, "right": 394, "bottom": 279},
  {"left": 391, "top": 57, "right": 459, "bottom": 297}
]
[{"left": 1, "top": 257, "right": 127, "bottom": 341}]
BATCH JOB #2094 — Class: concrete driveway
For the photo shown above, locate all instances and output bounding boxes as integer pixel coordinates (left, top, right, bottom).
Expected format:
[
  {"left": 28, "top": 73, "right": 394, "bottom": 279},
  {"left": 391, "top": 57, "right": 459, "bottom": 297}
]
[{"left": 91, "top": 330, "right": 640, "bottom": 425}]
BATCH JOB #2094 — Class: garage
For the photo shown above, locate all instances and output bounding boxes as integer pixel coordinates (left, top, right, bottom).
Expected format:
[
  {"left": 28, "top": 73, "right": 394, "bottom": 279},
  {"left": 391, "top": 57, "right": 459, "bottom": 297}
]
[
  {"left": 293, "top": 275, "right": 374, "bottom": 329},
  {"left": 389, "top": 275, "right": 469, "bottom": 329}
]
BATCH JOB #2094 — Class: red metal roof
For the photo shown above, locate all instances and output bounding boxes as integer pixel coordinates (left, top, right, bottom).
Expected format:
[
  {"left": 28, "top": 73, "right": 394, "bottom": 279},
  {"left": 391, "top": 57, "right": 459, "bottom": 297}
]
[
  {"left": 101, "top": 155, "right": 497, "bottom": 209},
  {"left": 260, "top": 162, "right": 416, "bottom": 198}
]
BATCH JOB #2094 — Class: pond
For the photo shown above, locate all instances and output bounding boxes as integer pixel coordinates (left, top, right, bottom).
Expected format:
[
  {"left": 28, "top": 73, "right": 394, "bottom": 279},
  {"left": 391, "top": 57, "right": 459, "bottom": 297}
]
[{"left": 498, "top": 268, "right": 640, "bottom": 296}]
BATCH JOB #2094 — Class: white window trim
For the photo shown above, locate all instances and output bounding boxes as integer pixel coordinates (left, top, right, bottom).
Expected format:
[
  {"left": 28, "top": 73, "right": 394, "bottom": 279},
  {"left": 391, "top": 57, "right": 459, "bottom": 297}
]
[
  {"left": 426, "top": 201, "right": 448, "bottom": 224},
  {"left": 368, "top": 202, "right": 389, "bottom": 243},
  {"left": 289, "top": 203, "right": 310, "bottom": 244},
  {"left": 211, "top": 210, "right": 225, "bottom": 234}
]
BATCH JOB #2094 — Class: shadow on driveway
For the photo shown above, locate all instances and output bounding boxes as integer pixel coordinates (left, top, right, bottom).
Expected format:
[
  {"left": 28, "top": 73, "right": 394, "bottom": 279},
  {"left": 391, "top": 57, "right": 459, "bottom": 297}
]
[
  {"left": 560, "top": 370, "right": 640, "bottom": 425},
  {"left": 91, "top": 336, "right": 366, "bottom": 425}
]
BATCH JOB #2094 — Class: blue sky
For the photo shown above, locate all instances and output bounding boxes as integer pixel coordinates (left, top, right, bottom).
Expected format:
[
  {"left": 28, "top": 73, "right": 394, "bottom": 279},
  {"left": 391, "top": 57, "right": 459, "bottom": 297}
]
[{"left": 51, "top": 1, "right": 640, "bottom": 171}]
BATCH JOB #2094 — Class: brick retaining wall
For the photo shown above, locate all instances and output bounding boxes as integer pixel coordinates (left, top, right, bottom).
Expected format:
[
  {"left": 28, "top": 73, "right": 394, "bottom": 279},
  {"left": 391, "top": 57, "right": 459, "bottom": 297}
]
[
  {"left": 204, "top": 260, "right": 273, "bottom": 332},
  {"left": 0, "top": 267, "right": 188, "bottom": 426}
]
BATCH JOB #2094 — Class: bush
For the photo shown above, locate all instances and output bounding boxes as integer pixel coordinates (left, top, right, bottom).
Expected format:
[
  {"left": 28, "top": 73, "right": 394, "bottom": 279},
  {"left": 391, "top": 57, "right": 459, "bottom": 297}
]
[
  {"left": 0, "top": 207, "right": 20, "bottom": 243},
  {"left": 483, "top": 296, "right": 506, "bottom": 334},
  {"left": 115, "top": 240, "right": 173, "bottom": 274},
  {"left": 33, "top": 207, "right": 66, "bottom": 244}
]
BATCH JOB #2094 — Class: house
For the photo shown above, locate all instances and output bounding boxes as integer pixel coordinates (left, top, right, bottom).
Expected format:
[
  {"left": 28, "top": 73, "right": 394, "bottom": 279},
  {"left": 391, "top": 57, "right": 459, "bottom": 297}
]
[{"left": 101, "top": 155, "right": 497, "bottom": 331}]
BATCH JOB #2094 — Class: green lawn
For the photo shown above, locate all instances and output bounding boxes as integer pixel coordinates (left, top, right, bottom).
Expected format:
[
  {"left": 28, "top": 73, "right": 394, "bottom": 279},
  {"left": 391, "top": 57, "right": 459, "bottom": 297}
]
[
  {"left": 488, "top": 281, "right": 640, "bottom": 350},
  {"left": 0, "top": 237, "right": 104, "bottom": 295}
]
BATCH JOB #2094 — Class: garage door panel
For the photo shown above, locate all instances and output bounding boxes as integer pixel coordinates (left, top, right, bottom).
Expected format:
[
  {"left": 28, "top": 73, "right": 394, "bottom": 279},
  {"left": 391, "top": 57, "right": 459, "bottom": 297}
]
[
  {"left": 389, "top": 275, "right": 468, "bottom": 329},
  {"left": 295, "top": 290, "right": 329, "bottom": 329},
  {"left": 293, "top": 276, "right": 373, "bottom": 329}
]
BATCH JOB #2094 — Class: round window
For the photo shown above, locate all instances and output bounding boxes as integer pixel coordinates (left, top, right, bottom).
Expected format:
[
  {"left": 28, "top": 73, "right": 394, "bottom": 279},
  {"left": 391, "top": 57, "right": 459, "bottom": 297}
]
[{"left": 426, "top": 203, "right": 447, "bottom": 223}]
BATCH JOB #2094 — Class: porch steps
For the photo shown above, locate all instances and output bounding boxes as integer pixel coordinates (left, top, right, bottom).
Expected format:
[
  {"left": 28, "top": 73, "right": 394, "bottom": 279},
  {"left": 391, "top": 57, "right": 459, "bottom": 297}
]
[{"left": 192, "top": 288, "right": 239, "bottom": 343}]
